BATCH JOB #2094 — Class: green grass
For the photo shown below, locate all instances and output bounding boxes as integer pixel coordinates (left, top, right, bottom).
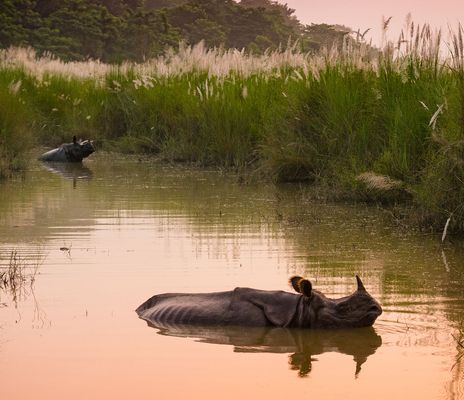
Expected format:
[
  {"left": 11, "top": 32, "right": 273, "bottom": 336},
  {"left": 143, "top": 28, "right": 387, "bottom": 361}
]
[
  {"left": 0, "top": 68, "right": 35, "bottom": 177},
  {"left": 0, "top": 27, "right": 464, "bottom": 233}
]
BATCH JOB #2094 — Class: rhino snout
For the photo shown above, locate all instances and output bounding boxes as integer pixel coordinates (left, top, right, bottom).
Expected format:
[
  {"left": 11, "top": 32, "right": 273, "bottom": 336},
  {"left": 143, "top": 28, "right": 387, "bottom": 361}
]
[{"left": 369, "top": 304, "right": 382, "bottom": 315}]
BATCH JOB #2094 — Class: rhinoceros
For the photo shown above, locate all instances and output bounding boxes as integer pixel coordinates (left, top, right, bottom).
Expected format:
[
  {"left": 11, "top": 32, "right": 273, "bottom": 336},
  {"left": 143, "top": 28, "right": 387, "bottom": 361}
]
[
  {"left": 39, "top": 136, "right": 94, "bottom": 162},
  {"left": 136, "top": 275, "right": 382, "bottom": 329}
]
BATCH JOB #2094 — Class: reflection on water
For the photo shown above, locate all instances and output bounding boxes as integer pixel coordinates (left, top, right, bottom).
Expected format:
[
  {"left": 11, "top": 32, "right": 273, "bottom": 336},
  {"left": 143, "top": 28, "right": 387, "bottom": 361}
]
[
  {"left": 40, "top": 161, "right": 93, "bottom": 181},
  {"left": 147, "top": 323, "right": 382, "bottom": 377},
  {"left": 0, "top": 154, "right": 463, "bottom": 400}
]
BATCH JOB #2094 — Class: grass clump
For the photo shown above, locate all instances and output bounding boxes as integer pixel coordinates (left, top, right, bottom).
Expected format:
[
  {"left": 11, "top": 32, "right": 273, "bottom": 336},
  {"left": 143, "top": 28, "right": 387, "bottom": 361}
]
[{"left": 0, "top": 250, "right": 40, "bottom": 304}]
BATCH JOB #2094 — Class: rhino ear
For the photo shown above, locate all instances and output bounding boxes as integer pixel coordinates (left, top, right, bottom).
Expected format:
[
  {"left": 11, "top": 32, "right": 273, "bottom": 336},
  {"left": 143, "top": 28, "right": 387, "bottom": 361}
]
[
  {"left": 356, "top": 275, "right": 366, "bottom": 292},
  {"left": 289, "top": 276, "right": 312, "bottom": 297},
  {"left": 289, "top": 276, "right": 303, "bottom": 293},
  {"left": 299, "top": 279, "right": 312, "bottom": 297}
]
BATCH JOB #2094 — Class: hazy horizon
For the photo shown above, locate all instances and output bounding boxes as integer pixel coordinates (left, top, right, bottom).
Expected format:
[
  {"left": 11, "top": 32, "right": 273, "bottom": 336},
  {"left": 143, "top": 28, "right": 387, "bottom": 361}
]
[{"left": 282, "top": 0, "right": 463, "bottom": 44}]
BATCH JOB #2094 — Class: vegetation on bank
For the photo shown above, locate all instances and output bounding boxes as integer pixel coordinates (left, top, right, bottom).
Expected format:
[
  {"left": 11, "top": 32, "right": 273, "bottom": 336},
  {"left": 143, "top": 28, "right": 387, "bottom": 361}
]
[{"left": 0, "top": 22, "right": 463, "bottom": 233}]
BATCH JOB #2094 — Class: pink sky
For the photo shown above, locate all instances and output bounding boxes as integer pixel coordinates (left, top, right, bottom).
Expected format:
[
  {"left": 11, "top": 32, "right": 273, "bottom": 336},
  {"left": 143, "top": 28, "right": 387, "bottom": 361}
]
[{"left": 282, "top": 0, "right": 464, "bottom": 44}]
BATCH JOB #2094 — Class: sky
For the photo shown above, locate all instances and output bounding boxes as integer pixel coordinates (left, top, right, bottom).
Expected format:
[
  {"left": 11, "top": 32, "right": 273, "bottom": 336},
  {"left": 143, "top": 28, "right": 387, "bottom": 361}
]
[{"left": 282, "top": 0, "right": 464, "bottom": 45}]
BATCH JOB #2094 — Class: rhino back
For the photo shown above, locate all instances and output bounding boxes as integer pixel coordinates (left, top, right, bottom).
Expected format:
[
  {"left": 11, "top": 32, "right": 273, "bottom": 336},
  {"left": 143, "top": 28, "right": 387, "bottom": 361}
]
[
  {"left": 136, "top": 288, "right": 297, "bottom": 327},
  {"left": 136, "top": 291, "right": 236, "bottom": 325},
  {"left": 39, "top": 147, "right": 67, "bottom": 162}
]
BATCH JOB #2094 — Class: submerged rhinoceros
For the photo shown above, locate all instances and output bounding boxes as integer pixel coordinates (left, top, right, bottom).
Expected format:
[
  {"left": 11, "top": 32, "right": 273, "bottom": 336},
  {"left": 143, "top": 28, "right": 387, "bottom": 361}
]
[
  {"left": 39, "top": 136, "right": 95, "bottom": 162},
  {"left": 136, "top": 275, "right": 382, "bottom": 329}
]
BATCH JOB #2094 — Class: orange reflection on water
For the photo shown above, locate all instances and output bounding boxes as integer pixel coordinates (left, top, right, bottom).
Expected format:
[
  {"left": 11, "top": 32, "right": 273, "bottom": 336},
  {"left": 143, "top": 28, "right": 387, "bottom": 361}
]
[{"left": 0, "top": 157, "right": 463, "bottom": 399}]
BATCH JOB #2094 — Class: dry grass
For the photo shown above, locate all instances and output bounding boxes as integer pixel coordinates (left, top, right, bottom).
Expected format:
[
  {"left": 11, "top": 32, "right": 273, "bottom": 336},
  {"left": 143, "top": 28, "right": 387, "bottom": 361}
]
[
  {"left": 0, "top": 42, "right": 315, "bottom": 81},
  {"left": 357, "top": 172, "right": 404, "bottom": 192}
]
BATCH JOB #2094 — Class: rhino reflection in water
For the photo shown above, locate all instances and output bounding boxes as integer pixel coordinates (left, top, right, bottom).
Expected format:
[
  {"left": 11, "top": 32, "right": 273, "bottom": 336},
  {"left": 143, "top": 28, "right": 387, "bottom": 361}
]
[
  {"left": 39, "top": 136, "right": 94, "bottom": 162},
  {"left": 148, "top": 323, "right": 382, "bottom": 377},
  {"left": 136, "top": 275, "right": 382, "bottom": 329},
  {"left": 41, "top": 162, "right": 93, "bottom": 180}
]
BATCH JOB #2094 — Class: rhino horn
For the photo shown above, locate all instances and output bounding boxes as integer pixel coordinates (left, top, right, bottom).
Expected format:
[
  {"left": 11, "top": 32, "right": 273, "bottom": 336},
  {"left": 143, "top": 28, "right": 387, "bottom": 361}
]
[
  {"left": 356, "top": 275, "right": 366, "bottom": 292},
  {"left": 355, "top": 360, "right": 362, "bottom": 377}
]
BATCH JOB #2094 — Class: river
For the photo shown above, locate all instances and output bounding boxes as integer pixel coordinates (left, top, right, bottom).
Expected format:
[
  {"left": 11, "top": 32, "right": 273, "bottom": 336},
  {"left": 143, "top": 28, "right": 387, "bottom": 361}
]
[{"left": 0, "top": 154, "right": 463, "bottom": 399}]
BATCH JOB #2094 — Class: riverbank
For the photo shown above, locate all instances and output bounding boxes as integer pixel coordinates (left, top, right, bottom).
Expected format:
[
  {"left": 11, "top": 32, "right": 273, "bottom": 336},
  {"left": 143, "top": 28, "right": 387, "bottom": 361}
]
[{"left": 1, "top": 25, "right": 463, "bottom": 233}]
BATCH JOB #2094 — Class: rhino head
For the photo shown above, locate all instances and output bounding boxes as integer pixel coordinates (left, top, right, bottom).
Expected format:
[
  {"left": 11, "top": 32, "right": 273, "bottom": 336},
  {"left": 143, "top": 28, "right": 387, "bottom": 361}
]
[
  {"left": 290, "top": 275, "right": 382, "bottom": 329},
  {"left": 68, "top": 136, "right": 95, "bottom": 161}
]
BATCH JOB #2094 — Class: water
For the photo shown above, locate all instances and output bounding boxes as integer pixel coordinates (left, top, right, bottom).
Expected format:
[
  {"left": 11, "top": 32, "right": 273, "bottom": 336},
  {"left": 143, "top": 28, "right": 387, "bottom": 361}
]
[{"left": 0, "top": 155, "right": 463, "bottom": 400}]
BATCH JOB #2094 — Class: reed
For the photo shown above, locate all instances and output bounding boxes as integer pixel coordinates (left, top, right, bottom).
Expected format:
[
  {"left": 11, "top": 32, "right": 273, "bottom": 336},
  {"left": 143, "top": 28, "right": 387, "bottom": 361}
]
[
  {"left": 0, "top": 250, "right": 39, "bottom": 303},
  {"left": 0, "top": 22, "right": 463, "bottom": 233},
  {"left": 452, "top": 324, "right": 464, "bottom": 370}
]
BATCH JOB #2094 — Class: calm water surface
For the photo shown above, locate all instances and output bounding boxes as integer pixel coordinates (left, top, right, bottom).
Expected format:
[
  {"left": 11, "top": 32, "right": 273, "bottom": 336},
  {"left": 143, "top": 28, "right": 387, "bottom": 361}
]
[{"left": 0, "top": 155, "right": 463, "bottom": 399}]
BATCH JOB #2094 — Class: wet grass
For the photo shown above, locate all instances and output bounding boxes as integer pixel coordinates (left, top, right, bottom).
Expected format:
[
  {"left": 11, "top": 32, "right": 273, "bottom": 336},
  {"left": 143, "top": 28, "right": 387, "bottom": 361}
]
[
  {"left": 0, "top": 23, "right": 463, "bottom": 233},
  {"left": 452, "top": 324, "right": 464, "bottom": 370},
  {"left": 0, "top": 250, "right": 40, "bottom": 304}
]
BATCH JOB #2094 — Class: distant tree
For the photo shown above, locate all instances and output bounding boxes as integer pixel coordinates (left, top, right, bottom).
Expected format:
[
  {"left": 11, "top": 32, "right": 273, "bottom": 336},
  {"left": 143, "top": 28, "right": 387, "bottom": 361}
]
[
  {"left": 145, "top": 0, "right": 187, "bottom": 10},
  {"left": 184, "top": 18, "right": 226, "bottom": 47},
  {"left": 121, "top": 0, "right": 144, "bottom": 10},
  {"left": 90, "top": 0, "right": 128, "bottom": 16},
  {"left": 0, "top": 0, "right": 30, "bottom": 47},
  {"left": 163, "top": 0, "right": 302, "bottom": 52},
  {"left": 240, "top": 0, "right": 299, "bottom": 29},
  {"left": 0, "top": 0, "right": 51, "bottom": 48},
  {"left": 227, "top": 4, "right": 296, "bottom": 51},
  {"left": 123, "top": 8, "right": 179, "bottom": 60},
  {"left": 35, "top": 0, "right": 62, "bottom": 16},
  {"left": 165, "top": 2, "right": 207, "bottom": 28},
  {"left": 303, "top": 23, "right": 352, "bottom": 52},
  {"left": 46, "top": 0, "right": 117, "bottom": 60}
]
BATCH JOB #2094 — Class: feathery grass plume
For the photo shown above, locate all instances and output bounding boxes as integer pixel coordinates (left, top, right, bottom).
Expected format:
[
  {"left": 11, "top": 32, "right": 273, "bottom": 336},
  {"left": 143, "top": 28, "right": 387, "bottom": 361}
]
[
  {"left": 442, "top": 216, "right": 451, "bottom": 242},
  {"left": 449, "top": 23, "right": 464, "bottom": 70},
  {"left": 357, "top": 172, "right": 404, "bottom": 191},
  {"left": 381, "top": 16, "right": 393, "bottom": 47},
  {"left": 429, "top": 103, "right": 445, "bottom": 130}
]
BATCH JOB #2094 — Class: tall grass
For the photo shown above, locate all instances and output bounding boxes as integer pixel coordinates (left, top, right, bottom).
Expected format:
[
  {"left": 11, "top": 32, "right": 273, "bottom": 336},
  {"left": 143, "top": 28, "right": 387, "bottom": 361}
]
[
  {"left": 0, "top": 23, "right": 463, "bottom": 232},
  {"left": 0, "top": 68, "right": 35, "bottom": 177}
]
